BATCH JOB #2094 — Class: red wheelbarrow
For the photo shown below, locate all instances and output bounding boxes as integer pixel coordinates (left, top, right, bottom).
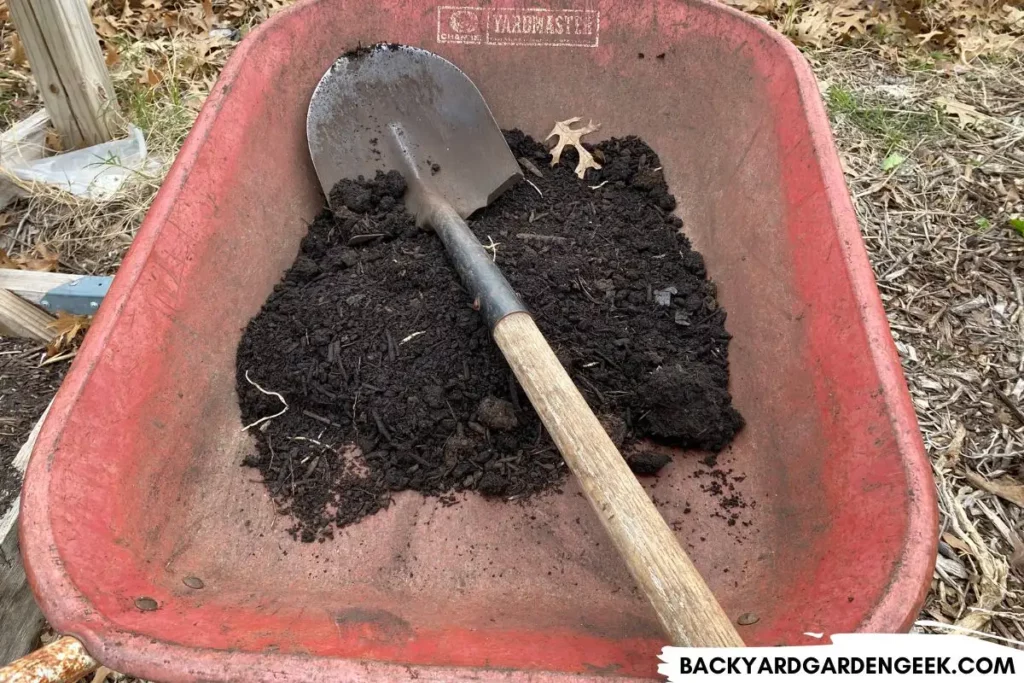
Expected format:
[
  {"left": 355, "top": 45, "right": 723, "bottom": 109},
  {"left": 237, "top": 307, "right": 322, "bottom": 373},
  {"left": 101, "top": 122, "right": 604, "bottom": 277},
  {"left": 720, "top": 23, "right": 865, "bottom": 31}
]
[{"left": 11, "top": 0, "right": 936, "bottom": 680}]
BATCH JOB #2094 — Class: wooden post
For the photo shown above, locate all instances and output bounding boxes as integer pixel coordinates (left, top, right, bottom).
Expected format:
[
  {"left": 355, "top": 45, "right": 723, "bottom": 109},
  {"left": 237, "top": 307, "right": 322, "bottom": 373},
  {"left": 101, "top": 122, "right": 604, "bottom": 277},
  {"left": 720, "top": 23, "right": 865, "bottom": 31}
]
[{"left": 6, "top": 0, "right": 119, "bottom": 149}]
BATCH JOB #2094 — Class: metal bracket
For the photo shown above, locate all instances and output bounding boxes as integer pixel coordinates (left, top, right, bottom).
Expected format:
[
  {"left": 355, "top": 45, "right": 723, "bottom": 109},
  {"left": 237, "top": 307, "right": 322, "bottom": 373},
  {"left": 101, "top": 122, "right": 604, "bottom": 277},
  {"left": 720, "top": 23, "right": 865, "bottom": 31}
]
[{"left": 39, "top": 275, "right": 112, "bottom": 315}]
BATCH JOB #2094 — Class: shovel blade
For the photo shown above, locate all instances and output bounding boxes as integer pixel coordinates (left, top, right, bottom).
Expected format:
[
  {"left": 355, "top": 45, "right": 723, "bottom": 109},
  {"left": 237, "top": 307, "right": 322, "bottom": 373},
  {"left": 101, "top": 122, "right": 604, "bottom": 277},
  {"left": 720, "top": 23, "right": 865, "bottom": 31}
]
[{"left": 307, "top": 44, "right": 521, "bottom": 218}]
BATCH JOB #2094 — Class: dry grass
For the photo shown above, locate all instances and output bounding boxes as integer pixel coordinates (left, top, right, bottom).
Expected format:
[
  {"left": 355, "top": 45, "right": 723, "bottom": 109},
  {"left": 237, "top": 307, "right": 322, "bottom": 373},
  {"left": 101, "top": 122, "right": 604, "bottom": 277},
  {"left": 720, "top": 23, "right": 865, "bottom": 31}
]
[
  {"left": 0, "top": 1, "right": 282, "bottom": 271},
  {"left": 0, "top": 0, "right": 1022, "bottom": 671}
]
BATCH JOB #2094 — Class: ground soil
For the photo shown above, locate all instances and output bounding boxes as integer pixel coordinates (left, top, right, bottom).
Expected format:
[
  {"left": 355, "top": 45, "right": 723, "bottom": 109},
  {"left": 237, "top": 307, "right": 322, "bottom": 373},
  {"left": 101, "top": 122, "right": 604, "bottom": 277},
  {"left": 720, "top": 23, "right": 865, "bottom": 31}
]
[
  {"left": 236, "top": 131, "right": 744, "bottom": 542},
  {"left": 0, "top": 339, "right": 67, "bottom": 514}
]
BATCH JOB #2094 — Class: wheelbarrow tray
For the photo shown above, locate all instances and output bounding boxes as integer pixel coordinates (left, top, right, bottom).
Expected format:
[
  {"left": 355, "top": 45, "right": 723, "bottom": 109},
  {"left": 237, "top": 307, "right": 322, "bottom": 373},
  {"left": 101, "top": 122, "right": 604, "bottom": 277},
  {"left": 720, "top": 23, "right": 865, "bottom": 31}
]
[{"left": 20, "top": 0, "right": 937, "bottom": 680}]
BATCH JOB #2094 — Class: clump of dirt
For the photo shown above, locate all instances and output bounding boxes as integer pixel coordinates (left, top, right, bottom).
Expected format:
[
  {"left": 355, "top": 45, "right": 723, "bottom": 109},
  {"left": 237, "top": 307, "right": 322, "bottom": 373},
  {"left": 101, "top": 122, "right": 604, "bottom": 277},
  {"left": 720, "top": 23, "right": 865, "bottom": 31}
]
[
  {"left": 342, "top": 42, "right": 403, "bottom": 60},
  {"left": 236, "top": 131, "right": 744, "bottom": 542}
]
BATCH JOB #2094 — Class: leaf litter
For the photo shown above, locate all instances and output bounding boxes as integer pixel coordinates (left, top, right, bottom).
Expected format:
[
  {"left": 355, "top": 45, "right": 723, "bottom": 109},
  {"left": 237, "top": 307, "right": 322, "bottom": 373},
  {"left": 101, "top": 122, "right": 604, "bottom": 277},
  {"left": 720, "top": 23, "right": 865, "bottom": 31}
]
[{"left": 814, "top": 45, "right": 1024, "bottom": 645}]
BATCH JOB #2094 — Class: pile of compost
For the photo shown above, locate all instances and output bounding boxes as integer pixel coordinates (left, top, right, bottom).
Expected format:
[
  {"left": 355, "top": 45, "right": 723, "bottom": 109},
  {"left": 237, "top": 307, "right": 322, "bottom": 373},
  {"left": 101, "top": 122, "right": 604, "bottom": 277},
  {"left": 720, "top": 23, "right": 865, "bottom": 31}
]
[{"left": 236, "top": 131, "right": 744, "bottom": 542}]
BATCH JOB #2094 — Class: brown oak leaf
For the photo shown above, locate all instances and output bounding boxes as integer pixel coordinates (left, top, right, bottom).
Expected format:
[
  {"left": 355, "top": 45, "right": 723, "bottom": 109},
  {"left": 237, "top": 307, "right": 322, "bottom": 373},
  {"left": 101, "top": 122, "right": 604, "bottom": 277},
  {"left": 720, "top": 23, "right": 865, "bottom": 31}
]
[{"left": 545, "top": 117, "right": 602, "bottom": 179}]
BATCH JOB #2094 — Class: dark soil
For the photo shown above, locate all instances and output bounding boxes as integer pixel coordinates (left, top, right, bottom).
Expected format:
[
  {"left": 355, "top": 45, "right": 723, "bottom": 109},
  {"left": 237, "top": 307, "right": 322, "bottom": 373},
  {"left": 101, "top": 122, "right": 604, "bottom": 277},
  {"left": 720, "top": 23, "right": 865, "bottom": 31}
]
[
  {"left": 0, "top": 339, "right": 68, "bottom": 514},
  {"left": 236, "top": 131, "right": 744, "bottom": 542}
]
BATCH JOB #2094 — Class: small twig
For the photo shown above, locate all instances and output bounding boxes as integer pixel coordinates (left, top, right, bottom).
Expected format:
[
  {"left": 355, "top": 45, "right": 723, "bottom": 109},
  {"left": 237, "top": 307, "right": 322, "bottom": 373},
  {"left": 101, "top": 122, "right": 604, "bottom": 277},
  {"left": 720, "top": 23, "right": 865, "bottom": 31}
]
[
  {"left": 241, "top": 370, "right": 289, "bottom": 431},
  {"left": 385, "top": 329, "right": 397, "bottom": 362},
  {"left": 14, "top": 211, "right": 30, "bottom": 243},
  {"left": 482, "top": 235, "right": 501, "bottom": 262},
  {"left": 289, "top": 436, "right": 339, "bottom": 456},
  {"left": 524, "top": 179, "right": 543, "bottom": 197},
  {"left": 302, "top": 410, "right": 340, "bottom": 427},
  {"left": 576, "top": 276, "right": 601, "bottom": 304},
  {"left": 39, "top": 350, "right": 76, "bottom": 366},
  {"left": 371, "top": 408, "right": 393, "bottom": 444},
  {"left": 347, "top": 233, "right": 385, "bottom": 246},
  {"left": 914, "top": 621, "right": 1024, "bottom": 648},
  {"left": 400, "top": 330, "right": 426, "bottom": 344},
  {"left": 993, "top": 386, "right": 1024, "bottom": 426},
  {"left": 408, "top": 450, "right": 433, "bottom": 469},
  {"left": 516, "top": 233, "right": 568, "bottom": 244},
  {"left": 518, "top": 157, "right": 544, "bottom": 179}
]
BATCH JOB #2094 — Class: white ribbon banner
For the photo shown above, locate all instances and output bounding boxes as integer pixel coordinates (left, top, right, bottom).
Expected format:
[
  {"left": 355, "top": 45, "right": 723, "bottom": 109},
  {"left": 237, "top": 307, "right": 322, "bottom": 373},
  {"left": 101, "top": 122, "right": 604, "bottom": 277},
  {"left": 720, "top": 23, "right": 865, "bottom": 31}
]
[{"left": 659, "top": 634, "right": 1024, "bottom": 681}]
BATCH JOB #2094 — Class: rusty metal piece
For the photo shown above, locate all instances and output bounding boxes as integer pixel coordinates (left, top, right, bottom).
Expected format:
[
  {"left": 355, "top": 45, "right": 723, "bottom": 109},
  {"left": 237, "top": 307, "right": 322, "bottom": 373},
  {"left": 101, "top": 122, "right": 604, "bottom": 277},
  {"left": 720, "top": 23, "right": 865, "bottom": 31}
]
[
  {"left": 183, "top": 576, "right": 205, "bottom": 589},
  {"left": 0, "top": 635, "right": 98, "bottom": 682}
]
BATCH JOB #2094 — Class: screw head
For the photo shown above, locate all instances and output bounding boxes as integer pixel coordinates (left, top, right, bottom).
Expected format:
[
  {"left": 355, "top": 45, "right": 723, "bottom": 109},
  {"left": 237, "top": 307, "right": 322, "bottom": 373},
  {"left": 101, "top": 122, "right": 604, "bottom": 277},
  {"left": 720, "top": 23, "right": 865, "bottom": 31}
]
[
  {"left": 737, "top": 612, "right": 759, "bottom": 626},
  {"left": 182, "top": 576, "right": 205, "bottom": 589},
  {"left": 134, "top": 596, "right": 159, "bottom": 611}
]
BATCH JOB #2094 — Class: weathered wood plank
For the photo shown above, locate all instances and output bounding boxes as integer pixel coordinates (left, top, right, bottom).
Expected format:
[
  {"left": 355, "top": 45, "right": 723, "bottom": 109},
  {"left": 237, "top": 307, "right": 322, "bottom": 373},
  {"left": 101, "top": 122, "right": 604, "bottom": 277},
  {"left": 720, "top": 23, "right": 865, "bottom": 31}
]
[
  {"left": 0, "top": 269, "right": 113, "bottom": 315},
  {"left": 0, "top": 290, "right": 55, "bottom": 342},
  {"left": 0, "top": 409, "right": 48, "bottom": 665},
  {"left": 0, "top": 270, "right": 77, "bottom": 306}
]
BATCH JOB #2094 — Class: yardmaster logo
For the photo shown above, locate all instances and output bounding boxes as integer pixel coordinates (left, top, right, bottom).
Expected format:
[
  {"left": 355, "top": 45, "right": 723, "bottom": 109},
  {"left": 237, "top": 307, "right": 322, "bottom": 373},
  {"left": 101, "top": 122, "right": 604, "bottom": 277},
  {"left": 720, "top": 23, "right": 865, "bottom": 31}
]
[
  {"left": 437, "top": 4, "right": 600, "bottom": 47},
  {"left": 658, "top": 634, "right": 1023, "bottom": 681}
]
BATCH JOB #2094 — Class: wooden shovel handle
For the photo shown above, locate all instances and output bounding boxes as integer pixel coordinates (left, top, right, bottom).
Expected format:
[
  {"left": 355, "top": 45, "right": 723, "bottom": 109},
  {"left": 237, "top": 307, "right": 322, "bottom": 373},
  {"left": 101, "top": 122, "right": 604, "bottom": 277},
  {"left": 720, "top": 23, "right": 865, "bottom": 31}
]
[
  {"left": 0, "top": 636, "right": 98, "bottom": 682},
  {"left": 492, "top": 311, "right": 744, "bottom": 648}
]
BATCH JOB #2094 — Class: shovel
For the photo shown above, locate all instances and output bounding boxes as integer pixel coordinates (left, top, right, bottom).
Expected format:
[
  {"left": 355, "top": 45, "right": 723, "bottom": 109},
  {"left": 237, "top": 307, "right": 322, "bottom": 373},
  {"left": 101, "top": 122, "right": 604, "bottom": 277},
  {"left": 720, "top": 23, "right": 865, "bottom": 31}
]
[{"left": 307, "top": 44, "right": 744, "bottom": 649}]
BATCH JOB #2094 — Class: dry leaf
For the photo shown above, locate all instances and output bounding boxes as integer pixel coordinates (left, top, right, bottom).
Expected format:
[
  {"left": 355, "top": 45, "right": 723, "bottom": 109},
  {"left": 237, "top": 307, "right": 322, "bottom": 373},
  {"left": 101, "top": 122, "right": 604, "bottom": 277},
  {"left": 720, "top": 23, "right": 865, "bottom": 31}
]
[
  {"left": 16, "top": 245, "right": 60, "bottom": 272},
  {"left": 546, "top": 117, "right": 602, "bottom": 179},
  {"left": 192, "top": 35, "right": 232, "bottom": 59},
  {"left": 941, "top": 531, "right": 973, "bottom": 555},
  {"left": 793, "top": 2, "right": 831, "bottom": 46},
  {"left": 0, "top": 249, "right": 19, "bottom": 269},
  {"left": 965, "top": 470, "right": 1024, "bottom": 508},
  {"left": 830, "top": 0, "right": 874, "bottom": 36},
  {"left": 94, "top": 15, "right": 119, "bottom": 38},
  {"left": 202, "top": 0, "right": 216, "bottom": 27},
  {"left": 721, "top": 0, "right": 775, "bottom": 13},
  {"left": 162, "top": 10, "right": 180, "bottom": 29},
  {"left": 937, "top": 423, "right": 967, "bottom": 471},
  {"left": 139, "top": 67, "right": 163, "bottom": 87},
  {"left": 943, "top": 484, "right": 1008, "bottom": 633},
  {"left": 1011, "top": 534, "right": 1024, "bottom": 570},
  {"left": 934, "top": 96, "right": 984, "bottom": 129},
  {"left": 105, "top": 43, "right": 121, "bottom": 67},
  {"left": 46, "top": 312, "right": 92, "bottom": 357},
  {"left": 45, "top": 128, "right": 63, "bottom": 153},
  {"left": 10, "top": 34, "right": 27, "bottom": 66}
]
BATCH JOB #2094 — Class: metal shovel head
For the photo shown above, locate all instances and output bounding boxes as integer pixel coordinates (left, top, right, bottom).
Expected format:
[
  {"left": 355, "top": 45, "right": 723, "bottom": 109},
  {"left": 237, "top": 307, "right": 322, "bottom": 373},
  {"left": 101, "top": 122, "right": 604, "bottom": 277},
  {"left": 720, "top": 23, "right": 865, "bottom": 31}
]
[{"left": 307, "top": 44, "right": 522, "bottom": 219}]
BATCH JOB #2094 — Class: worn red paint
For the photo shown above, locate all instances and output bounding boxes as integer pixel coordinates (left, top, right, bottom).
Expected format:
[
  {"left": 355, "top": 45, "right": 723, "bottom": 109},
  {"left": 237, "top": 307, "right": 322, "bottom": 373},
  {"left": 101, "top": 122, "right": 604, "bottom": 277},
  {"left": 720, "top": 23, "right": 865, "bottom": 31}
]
[{"left": 20, "top": 0, "right": 936, "bottom": 681}]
